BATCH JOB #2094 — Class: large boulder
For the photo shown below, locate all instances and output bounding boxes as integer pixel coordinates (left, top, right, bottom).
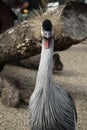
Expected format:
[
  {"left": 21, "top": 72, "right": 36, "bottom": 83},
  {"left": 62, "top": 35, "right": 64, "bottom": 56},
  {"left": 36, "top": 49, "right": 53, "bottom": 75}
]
[
  {"left": 0, "top": 1, "right": 87, "bottom": 68},
  {"left": 1, "top": 77, "right": 20, "bottom": 107}
]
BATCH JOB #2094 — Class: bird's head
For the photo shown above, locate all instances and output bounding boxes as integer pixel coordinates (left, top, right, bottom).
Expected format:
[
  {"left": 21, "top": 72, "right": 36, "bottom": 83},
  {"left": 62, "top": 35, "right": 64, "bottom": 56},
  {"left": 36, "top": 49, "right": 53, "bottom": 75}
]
[{"left": 41, "top": 19, "right": 54, "bottom": 49}]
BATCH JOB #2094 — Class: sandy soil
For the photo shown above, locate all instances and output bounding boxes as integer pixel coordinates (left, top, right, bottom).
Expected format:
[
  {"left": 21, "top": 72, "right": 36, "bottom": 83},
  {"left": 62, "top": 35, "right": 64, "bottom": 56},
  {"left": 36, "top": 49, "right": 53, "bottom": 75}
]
[{"left": 0, "top": 43, "right": 87, "bottom": 130}]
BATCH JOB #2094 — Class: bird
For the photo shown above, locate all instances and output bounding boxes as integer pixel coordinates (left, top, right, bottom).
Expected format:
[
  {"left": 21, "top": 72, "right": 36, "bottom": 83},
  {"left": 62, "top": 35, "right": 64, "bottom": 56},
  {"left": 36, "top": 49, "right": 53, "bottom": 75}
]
[{"left": 29, "top": 19, "right": 77, "bottom": 130}]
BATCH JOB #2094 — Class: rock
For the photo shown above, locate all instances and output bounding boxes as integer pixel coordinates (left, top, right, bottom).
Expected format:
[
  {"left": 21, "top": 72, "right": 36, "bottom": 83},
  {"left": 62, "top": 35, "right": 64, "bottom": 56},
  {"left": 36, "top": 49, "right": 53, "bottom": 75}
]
[
  {"left": 0, "top": 77, "right": 3, "bottom": 96},
  {"left": 19, "top": 54, "right": 40, "bottom": 70},
  {"left": 0, "top": 64, "right": 36, "bottom": 105},
  {"left": 0, "top": 1, "right": 87, "bottom": 67},
  {"left": 20, "top": 89, "right": 31, "bottom": 105},
  {"left": 53, "top": 53, "right": 63, "bottom": 71},
  {"left": 1, "top": 77, "right": 20, "bottom": 107}
]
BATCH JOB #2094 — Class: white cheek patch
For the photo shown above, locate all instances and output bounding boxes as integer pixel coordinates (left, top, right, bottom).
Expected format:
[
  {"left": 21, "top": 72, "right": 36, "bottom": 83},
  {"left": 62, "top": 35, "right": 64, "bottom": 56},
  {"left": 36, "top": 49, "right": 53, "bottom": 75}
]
[
  {"left": 45, "top": 31, "right": 50, "bottom": 39},
  {"left": 41, "top": 28, "right": 54, "bottom": 38}
]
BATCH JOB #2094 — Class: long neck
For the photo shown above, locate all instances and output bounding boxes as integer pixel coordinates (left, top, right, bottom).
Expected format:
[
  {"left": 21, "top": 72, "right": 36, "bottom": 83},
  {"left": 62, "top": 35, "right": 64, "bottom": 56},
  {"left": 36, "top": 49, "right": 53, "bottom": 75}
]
[{"left": 35, "top": 38, "right": 54, "bottom": 91}]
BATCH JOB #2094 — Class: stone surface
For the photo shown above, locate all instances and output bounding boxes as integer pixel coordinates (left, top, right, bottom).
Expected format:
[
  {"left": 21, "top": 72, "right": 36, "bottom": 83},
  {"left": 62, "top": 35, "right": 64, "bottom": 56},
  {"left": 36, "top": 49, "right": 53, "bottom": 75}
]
[
  {"left": 0, "top": 64, "right": 36, "bottom": 105},
  {"left": 0, "top": 77, "right": 3, "bottom": 96},
  {"left": 1, "top": 77, "right": 20, "bottom": 107},
  {"left": 0, "top": 1, "right": 87, "bottom": 69}
]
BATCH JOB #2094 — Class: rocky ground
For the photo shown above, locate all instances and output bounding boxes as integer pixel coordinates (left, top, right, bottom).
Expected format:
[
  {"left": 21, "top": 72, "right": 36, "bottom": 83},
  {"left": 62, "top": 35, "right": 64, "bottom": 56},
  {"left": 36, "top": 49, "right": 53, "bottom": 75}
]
[{"left": 0, "top": 42, "right": 87, "bottom": 130}]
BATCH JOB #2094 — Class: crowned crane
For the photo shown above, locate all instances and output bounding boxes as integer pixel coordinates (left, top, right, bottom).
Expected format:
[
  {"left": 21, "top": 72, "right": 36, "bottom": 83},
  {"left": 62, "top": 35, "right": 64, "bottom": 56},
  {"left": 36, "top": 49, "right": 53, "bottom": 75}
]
[{"left": 29, "top": 19, "right": 77, "bottom": 130}]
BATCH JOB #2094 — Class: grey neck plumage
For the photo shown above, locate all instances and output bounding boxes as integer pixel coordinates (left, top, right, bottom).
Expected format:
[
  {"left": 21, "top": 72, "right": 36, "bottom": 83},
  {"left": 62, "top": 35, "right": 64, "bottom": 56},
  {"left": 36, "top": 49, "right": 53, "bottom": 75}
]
[{"left": 35, "top": 38, "right": 54, "bottom": 93}]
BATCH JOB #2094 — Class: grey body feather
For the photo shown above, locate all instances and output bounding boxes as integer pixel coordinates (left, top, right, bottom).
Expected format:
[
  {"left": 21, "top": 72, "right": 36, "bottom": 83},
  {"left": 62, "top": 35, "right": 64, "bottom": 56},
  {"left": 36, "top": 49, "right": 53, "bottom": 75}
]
[{"left": 29, "top": 35, "right": 77, "bottom": 130}]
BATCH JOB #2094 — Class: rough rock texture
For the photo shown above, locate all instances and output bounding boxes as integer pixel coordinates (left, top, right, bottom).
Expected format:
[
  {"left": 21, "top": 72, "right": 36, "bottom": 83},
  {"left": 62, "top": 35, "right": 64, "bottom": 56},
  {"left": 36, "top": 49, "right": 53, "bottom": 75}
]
[
  {"left": 1, "top": 77, "right": 20, "bottom": 107},
  {"left": 61, "top": 1, "right": 87, "bottom": 40},
  {"left": 0, "top": 77, "right": 3, "bottom": 96},
  {"left": 0, "top": 64, "right": 36, "bottom": 105},
  {"left": 19, "top": 54, "right": 41, "bottom": 70},
  {"left": 0, "top": 1, "right": 87, "bottom": 68}
]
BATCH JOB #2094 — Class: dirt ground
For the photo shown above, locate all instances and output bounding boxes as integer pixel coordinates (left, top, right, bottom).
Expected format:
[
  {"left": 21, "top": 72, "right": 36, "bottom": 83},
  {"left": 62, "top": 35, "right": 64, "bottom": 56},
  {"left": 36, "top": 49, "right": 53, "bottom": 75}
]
[{"left": 0, "top": 42, "right": 87, "bottom": 130}]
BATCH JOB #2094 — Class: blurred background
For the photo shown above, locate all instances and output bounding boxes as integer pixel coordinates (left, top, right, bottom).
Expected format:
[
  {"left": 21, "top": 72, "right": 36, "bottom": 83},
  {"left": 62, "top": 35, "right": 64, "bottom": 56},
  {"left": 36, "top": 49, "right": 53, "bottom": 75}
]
[{"left": 0, "top": 0, "right": 87, "bottom": 33}]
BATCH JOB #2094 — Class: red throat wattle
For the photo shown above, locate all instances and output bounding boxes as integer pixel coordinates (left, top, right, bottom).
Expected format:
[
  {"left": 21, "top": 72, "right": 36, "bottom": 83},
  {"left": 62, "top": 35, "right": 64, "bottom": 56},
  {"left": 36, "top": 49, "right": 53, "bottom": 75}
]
[{"left": 45, "top": 39, "right": 49, "bottom": 49}]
